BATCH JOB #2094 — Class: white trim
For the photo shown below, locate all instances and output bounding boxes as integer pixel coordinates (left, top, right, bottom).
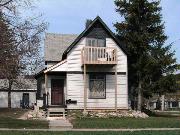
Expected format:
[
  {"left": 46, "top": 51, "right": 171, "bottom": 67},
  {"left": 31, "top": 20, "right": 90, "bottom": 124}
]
[{"left": 44, "top": 59, "right": 67, "bottom": 73}]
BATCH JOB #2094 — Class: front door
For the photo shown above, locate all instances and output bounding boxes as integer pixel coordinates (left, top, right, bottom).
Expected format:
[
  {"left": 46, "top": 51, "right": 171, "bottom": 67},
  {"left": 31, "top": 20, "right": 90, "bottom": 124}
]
[{"left": 51, "top": 79, "right": 64, "bottom": 105}]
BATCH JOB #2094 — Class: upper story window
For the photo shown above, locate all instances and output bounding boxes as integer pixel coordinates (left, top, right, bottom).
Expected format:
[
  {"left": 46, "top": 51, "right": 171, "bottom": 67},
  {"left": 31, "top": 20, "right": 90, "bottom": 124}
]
[{"left": 86, "top": 38, "right": 105, "bottom": 47}]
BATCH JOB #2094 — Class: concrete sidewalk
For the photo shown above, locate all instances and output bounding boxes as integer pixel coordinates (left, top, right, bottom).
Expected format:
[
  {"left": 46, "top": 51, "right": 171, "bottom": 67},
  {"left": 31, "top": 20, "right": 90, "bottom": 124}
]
[
  {"left": 49, "top": 119, "right": 73, "bottom": 129},
  {"left": 0, "top": 128, "right": 180, "bottom": 131},
  {"left": 47, "top": 117, "right": 73, "bottom": 129}
]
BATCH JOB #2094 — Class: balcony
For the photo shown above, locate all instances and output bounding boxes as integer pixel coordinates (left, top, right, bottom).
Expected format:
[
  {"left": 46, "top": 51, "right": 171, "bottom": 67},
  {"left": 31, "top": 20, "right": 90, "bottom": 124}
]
[{"left": 81, "top": 47, "right": 117, "bottom": 65}]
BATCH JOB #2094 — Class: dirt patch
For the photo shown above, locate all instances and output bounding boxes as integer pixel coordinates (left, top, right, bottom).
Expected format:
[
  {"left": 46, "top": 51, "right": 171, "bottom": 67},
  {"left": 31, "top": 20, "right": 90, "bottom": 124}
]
[
  {"left": 0, "top": 108, "right": 28, "bottom": 118},
  {"left": 18, "top": 109, "right": 46, "bottom": 120}
]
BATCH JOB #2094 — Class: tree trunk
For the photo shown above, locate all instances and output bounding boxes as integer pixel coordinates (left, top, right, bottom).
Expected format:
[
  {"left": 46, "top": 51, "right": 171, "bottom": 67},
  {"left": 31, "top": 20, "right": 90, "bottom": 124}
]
[
  {"left": 161, "top": 95, "right": 165, "bottom": 111},
  {"left": 8, "top": 90, "right": 11, "bottom": 108},
  {"left": 137, "top": 81, "right": 142, "bottom": 111},
  {"left": 147, "top": 99, "right": 150, "bottom": 110},
  {"left": 8, "top": 80, "right": 12, "bottom": 108}
]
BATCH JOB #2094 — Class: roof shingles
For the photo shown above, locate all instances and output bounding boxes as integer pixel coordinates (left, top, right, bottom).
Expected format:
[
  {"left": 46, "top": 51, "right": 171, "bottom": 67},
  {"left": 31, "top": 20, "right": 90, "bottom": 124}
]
[{"left": 45, "top": 33, "right": 78, "bottom": 61}]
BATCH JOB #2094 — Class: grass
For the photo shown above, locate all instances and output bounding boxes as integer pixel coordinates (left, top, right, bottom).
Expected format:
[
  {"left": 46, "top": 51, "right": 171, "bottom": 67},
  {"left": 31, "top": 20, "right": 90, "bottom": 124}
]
[
  {"left": 1, "top": 108, "right": 180, "bottom": 129},
  {"left": 0, "top": 117, "right": 48, "bottom": 129},
  {"left": 0, "top": 131, "right": 180, "bottom": 135},
  {"left": 0, "top": 108, "right": 48, "bottom": 129},
  {"left": 72, "top": 117, "right": 180, "bottom": 129},
  {"left": 154, "top": 111, "right": 180, "bottom": 117}
]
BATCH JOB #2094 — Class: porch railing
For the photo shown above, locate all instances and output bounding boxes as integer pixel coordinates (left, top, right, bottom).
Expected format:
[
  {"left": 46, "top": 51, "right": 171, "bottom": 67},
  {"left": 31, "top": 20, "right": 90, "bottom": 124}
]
[{"left": 81, "top": 47, "right": 117, "bottom": 65}]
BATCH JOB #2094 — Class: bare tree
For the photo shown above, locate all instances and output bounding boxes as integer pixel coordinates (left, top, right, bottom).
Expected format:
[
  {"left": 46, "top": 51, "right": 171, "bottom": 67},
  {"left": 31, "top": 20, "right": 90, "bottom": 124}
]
[{"left": 0, "top": 0, "right": 47, "bottom": 108}]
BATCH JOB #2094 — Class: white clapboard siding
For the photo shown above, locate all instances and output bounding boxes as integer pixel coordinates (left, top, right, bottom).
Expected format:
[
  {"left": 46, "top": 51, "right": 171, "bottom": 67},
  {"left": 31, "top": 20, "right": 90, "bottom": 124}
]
[
  {"left": 67, "top": 38, "right": 86, "bottom": 71},
  {"left": 67, "top": 38, "right": 127, "bottom": 73},
  {"left": 51, "top": 61, "right": 67, "bottom": 72},
  {"left": 106, "top": 38, "right": 127, "bottom": 73},
  {"left": 67, "top": 74, "right": 128, "bottom": 109}
]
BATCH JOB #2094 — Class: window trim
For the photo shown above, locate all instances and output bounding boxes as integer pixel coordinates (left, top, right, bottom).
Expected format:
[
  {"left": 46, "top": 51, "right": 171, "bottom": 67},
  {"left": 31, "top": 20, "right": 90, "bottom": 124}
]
[{"left": 88, "top": 73, "right": 106, "bottom": 99}]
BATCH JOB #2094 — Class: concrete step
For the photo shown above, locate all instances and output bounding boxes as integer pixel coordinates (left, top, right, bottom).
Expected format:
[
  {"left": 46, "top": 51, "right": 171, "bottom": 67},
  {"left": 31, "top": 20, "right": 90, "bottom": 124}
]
[
  {"left": 47, "top": 108, "right": 67, "bottom": 117},
  {"left": 48, "top": 108, "right": 66, "bottom": 112}
]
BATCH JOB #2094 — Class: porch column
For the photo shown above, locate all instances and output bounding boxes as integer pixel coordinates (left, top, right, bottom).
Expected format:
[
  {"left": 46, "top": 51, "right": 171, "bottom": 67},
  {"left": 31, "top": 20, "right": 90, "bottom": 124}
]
[
  {"left": 161, "top": 95, "right": 165, "bottom": 111},
  {"left": 154, "top": 102, "right": 156, "bottom": 109},
  {"left": 45, "top": 73, "right": 48, "bottom": 107},
  {"left": 170, "top": 101, "right": 172, "bottom": 108},
  {"left": 84, "top": 64, "right": 87, "bottom": 112},
  {"left": 115, "top": 65, "right": 117, "bottom": 112},
  {"left": 165, "top": 101, "right": 167, "bottom": 110}
]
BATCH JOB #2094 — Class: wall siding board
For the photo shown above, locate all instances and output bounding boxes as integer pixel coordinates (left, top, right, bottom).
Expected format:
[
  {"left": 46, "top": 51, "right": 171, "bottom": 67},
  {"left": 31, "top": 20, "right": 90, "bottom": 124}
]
[{"left": 67, "top": 73, "right": 128, "bottom": 109}]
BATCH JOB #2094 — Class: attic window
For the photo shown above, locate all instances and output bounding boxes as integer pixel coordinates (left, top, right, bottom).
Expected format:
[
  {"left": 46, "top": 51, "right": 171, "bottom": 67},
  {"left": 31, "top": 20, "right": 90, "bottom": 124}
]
[{"left": 86, "top": 38, "right": 105, "bottom": 47}]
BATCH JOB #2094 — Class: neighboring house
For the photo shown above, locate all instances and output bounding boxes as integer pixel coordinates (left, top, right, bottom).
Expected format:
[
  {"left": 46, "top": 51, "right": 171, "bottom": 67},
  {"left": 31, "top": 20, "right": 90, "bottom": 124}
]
[
  {"left": 147, "top": 74, "right": 180, "bottom": 110},
  {"left": 35, "top": 16, "right": 128, "bottom": 115},
  {"left": 148, "top": 91, "right": 180, "bottom": 110},
  {"left": 0, "top": 76, "right": 37, "bottom": 108}
]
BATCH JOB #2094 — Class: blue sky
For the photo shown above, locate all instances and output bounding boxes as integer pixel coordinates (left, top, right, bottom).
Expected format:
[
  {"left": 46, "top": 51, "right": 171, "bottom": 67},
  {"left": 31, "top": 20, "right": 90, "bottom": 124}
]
[{"left": 37, "top": 0, "right": 180, "bottom": 63}]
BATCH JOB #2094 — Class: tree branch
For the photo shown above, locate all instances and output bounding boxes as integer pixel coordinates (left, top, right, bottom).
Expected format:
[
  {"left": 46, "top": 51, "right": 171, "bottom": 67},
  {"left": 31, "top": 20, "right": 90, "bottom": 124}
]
[{"left": 0, "top": 0, "right": 14, "bottom": 7}]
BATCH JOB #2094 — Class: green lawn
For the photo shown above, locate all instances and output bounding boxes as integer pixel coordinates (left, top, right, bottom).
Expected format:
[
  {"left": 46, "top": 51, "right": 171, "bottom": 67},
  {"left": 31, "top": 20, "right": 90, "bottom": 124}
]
[
  {"left": 0, "top": 131, "right": 180, "bottom": 135},
  {"left": 72, "top": 117, "right": 180, "bottom": 129},
  {"left": 0, "top": 109, "right": 48, "bottom": 129},
  {"left": 0, "top": 117, "right": 48, "bottom": 129}
]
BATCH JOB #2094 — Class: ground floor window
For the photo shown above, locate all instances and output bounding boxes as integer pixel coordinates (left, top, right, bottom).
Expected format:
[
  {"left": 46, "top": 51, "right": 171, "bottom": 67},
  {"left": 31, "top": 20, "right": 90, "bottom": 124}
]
[{"left": 89, "top": 74, "right": 106, "bottom": 99}]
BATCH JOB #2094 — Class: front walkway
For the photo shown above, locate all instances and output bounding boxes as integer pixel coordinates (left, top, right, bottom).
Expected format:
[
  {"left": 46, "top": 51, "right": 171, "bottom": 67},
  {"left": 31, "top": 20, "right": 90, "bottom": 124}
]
[{"left": 47, "top": 117, "right": 73, "bottom": 129}]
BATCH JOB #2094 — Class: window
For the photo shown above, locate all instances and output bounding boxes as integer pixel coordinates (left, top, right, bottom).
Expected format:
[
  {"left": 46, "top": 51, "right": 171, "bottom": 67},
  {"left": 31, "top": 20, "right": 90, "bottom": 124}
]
[
  {"left": 89, "top": 74, "right": 106, "bottom": 99},
  {"left": 86, "top": 38, "right": 105, "bottom": 47}
]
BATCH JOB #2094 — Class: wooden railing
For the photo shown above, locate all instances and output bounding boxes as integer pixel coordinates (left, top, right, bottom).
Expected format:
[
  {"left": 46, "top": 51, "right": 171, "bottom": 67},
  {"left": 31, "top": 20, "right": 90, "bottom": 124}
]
[{"left": 81, "top": 47, "right": 117, "bottom": 65}]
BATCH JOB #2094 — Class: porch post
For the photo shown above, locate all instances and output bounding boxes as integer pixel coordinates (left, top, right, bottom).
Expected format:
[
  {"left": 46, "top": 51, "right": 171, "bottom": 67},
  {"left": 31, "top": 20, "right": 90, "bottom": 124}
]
[
  {"left": 45, "top": 73, "right": 48, "bottom": 107},
  {"left": 115, "top": 65, "right": 117, "bottom": 112},
  {"left": 170, "top": 101, "right": 172, "bottom": 108},
  {"left": 84, "top": 64, "right": 87, "bottom": 112},
  {"left": 161, "top": 95, "right": 165, "bottom": 111}
]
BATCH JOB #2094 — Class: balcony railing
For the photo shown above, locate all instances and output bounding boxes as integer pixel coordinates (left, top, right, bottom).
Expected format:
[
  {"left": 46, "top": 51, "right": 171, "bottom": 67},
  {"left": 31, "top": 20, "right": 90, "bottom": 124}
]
[{"left": 81, "top": 47, "right": 117, "bottom": 65}]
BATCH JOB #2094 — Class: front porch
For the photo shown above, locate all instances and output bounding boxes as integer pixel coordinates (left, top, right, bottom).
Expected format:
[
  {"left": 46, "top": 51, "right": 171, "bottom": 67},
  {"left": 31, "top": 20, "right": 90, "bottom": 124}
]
[
  {"left": 44, "top": 72, "right": 66, "bottom": 107},
  {"left": 43, "top": 72, "right": 67, "bottom": 117}
]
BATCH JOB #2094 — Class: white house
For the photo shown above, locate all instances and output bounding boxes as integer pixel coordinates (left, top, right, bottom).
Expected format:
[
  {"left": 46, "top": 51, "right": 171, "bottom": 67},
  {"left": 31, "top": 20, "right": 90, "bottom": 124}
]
[{"left": 35, "top": 16, "right": 128, "bottom": 116}]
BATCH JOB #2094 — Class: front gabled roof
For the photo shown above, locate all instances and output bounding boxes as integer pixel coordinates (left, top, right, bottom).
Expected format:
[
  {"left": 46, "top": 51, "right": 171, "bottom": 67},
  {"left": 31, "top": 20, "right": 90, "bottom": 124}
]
[{"left": 62, "top": 16, "right": 127, "bottom": 59}]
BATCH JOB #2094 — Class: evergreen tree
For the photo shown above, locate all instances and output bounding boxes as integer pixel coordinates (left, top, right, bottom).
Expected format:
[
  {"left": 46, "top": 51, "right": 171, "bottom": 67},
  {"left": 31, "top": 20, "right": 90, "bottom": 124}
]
[{"left": 114, "top": 0, "right": 179, "bottom": 111}]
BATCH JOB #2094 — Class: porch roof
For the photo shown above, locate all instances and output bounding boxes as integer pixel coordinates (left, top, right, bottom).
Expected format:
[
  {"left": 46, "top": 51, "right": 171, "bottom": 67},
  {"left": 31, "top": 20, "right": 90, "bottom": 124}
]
[{"left": 44, "top": 59, "right": 67, "bottom": 73}]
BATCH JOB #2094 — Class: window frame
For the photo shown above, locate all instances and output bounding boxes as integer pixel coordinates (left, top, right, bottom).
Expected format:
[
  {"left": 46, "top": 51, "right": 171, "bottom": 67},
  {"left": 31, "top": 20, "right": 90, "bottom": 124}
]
[
  {"left": 88, "top": 73, "right": 106, "bottom": 99},
  {"left": 86, "top": 38, "right": 106, "bottom": 47}
]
